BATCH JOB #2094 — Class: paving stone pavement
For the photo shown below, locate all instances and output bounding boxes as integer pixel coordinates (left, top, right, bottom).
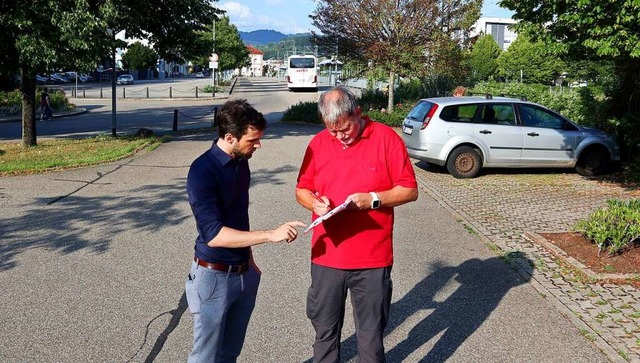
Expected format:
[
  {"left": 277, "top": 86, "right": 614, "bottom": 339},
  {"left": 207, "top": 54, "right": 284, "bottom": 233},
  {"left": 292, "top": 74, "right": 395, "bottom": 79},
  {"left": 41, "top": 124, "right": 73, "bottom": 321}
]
[{"left": 413, "top": 163, "right": 640, "bottom": 363}]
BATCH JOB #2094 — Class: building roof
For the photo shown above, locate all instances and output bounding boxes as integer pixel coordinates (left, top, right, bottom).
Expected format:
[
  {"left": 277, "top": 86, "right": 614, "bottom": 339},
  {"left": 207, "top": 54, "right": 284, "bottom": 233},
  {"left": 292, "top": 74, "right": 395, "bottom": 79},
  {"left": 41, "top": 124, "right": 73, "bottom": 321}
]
[{"left": 246, "top": 45, "right": 263, "bottom": 55}]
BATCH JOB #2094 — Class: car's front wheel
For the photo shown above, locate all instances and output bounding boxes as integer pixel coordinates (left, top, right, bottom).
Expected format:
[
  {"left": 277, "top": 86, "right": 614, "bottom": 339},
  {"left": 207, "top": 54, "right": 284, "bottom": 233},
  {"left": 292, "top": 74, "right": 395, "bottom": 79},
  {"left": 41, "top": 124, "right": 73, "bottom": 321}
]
[
  {"left": 447, "top": 146, "right": 482, "bottom": 178},
  {"left": 575, "top": 147, "right": 610, "bottom": 176}
]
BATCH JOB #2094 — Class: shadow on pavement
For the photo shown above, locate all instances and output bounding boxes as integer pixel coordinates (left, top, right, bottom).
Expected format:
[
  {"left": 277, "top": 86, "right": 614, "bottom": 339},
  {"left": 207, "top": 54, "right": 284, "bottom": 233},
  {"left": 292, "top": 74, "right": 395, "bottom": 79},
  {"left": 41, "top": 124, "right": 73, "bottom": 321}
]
[
  {"left": 0, "top": 177, "right": 189, "bottom": 271},
  {"left": 304, "top": 256, "right": 532, "bottom": 363}
]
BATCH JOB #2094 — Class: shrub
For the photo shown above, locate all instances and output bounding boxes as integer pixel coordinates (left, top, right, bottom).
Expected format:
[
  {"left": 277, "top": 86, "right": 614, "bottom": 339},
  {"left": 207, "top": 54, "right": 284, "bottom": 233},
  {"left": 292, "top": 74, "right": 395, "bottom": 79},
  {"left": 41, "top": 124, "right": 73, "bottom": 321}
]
[
  {"left": 574, "top": 199, "right": 640, "bottom": 256},
  {"left": 281, "top": 101, "right": 321, "bottom": 124},
  {"left": 200, "top": 85, "right": 222, "bottom": 94},
  {"left": 0, "top": 88, "right": 72, "bottom": 116},
  {"left": 281, "top": 99, "right": 414, "bottom": 128},
  {"left": 363, "top": 103, "right": 415, "bottom": 127},
  {"left": 359, "top": 89, "right": 388, "bottom": 111}
]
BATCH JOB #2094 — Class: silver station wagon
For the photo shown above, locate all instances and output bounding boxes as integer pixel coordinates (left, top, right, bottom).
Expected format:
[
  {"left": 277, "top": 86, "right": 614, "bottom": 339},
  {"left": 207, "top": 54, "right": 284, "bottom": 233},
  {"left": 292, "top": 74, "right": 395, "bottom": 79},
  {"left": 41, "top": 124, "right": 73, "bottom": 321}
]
[{"left": 402, "top": 96, "right": 620, "bottom": 178}]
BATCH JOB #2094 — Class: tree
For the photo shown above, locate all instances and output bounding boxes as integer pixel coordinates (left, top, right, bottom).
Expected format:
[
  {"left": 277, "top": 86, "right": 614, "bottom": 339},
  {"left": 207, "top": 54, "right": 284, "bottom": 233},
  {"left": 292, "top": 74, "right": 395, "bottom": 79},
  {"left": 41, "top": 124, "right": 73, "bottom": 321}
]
[
  {"left": 184, "top": 16, "right": 249, "bottom": 72},
  {"left": 469, "top": 34, "right": 501, "bottom": 82},
  {"left": 0, "top": 1, "right": 111, "bottom": 147},
  {"left": 122, "top": 42, "right": 158, "bottom": 70},
  {"left": 495, "top": 34, "right": 565, "bottom": 85},
  {"left": 499, "top": 0, "right": 640, "bottom": 116},
  {"left": 311, "top": 0, "right": 481, "bottom": 112},
  {"left": 0, "top": 0, "right": 221, "bottom": 147}
]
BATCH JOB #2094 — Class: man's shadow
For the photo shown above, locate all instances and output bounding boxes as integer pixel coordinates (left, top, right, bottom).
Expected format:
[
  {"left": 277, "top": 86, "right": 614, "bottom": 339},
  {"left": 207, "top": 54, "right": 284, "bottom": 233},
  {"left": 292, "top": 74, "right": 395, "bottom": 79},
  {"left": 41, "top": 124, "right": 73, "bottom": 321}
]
[{"left": 333, "top": 256, "right": 532, "bottom": 362}]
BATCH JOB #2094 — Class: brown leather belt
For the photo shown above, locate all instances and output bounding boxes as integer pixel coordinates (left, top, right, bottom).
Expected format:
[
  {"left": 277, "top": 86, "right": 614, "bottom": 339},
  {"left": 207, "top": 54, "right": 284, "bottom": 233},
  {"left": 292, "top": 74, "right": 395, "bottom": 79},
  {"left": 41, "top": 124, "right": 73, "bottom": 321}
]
[{"left": 194, "top": 257, "right": 249, "bottom": 273}]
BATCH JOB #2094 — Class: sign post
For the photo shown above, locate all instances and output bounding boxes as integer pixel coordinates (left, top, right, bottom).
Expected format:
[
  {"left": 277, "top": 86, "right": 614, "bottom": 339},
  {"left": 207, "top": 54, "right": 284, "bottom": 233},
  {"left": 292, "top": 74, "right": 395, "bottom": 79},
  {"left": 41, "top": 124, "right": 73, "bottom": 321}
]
[{"left": 209, "top": 53, "right": 219, "bottom": 97}]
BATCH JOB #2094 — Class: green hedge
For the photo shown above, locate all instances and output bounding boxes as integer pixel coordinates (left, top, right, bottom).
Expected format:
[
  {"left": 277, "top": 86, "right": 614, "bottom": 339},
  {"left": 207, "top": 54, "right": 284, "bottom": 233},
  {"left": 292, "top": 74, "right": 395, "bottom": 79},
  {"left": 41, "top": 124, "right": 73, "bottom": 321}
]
[
  {"left": 281, "top": 99, "right": 414, "bottom": 128},
  {"left": 0, "top": 88, "right": 71, "bottom": 116},
  {"left": 281, "top": 101, "right": 321, "bottom": 124}
]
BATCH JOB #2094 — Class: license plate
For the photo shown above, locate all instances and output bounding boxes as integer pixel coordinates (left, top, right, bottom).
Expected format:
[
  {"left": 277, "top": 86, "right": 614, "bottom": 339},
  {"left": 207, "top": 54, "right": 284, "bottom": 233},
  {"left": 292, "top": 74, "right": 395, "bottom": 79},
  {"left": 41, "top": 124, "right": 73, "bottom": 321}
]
[{"left": 403, "top": 125, "right": 413, "bottom": 135}]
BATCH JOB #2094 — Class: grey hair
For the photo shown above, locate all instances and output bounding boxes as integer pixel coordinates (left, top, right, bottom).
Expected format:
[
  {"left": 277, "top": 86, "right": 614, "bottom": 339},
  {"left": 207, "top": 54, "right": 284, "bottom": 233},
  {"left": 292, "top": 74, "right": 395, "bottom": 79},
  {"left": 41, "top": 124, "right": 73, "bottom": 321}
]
[{"left": 317, "top": 85, "right": 358, "bottom": 125}]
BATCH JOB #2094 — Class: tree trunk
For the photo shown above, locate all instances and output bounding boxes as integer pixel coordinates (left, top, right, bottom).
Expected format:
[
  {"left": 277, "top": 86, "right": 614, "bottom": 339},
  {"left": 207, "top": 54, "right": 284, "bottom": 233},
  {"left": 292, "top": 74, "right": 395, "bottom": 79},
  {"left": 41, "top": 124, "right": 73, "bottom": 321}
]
[
  {"left": 20, "top": 68, "right": 37, "bottom": 147},
  {"left": 387, "top": 70, "right": 395, "bottom": 113}
]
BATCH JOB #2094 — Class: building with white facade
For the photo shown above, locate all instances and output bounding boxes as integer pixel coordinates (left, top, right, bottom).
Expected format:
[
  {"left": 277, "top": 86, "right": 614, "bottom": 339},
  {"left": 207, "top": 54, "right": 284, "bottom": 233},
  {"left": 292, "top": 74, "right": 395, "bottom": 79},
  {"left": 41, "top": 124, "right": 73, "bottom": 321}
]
[
  {"left": 471, "top": 17, "right": 518, "bottom": 50},
  {"left": 245, "top": 45, "right": 264, "bottom": 77}
]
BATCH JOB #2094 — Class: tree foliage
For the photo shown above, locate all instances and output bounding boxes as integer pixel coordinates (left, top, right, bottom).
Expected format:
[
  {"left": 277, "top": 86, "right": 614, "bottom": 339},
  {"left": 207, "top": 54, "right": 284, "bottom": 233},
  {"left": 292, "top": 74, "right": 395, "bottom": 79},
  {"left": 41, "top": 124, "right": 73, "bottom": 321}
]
[
  {"left": 495, "top": 34, "right": 565, "bottom": 85},
  {"left": 310, "top": 0, "right": 481, "bottom": 112},
  {"left": 0, "top": 0, "right": 221, "bottom": 147},
  {"left": 469, "top": 34, "right": 501, "bottom": 82},
  {"left": 122, "top": 42, "right": 158, "bottom": 70},
  {"left": 184, "top": 16, "right": 249, "bottom": 72},
  {"left": 500, "top": 0, "right": 640, "bottom": 59},
  {"left": 499, "top": 0, "right": 640, "bottom": 115}
]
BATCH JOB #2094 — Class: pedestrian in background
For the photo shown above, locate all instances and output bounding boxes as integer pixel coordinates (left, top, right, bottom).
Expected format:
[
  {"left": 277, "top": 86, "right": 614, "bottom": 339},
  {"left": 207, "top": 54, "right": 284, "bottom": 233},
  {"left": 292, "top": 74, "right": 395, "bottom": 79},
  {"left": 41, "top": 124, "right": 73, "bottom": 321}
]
[
  {"left": 185, "top": 99, "right": 305, "bottom": 363},
  {"left": 40, "top": 88, "right": 52, "bottom": 120},
  {"left": 296, "top": 85, "right": 419, "bottom": 362},
  {"left": 453, "top": 86, "right": 466, "bottom": 97}
]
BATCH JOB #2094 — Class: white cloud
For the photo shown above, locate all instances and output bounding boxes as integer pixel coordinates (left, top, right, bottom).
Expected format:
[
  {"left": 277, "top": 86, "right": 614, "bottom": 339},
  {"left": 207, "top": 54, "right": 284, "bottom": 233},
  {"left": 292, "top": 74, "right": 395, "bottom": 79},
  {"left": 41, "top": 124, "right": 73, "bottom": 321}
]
[
  {"left": 219, "top": 2, "right": 252, "bottom": 20},
  {"left": 219, "top": 1, "right": 313, "bottom": 34}
]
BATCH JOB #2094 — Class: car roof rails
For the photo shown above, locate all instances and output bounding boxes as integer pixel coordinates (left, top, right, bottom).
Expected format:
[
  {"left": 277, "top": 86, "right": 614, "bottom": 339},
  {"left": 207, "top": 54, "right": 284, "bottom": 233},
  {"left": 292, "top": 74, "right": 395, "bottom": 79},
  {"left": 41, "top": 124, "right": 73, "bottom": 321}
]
[{"left": 485, "top": 93, "right": 493, "bottom": 99}]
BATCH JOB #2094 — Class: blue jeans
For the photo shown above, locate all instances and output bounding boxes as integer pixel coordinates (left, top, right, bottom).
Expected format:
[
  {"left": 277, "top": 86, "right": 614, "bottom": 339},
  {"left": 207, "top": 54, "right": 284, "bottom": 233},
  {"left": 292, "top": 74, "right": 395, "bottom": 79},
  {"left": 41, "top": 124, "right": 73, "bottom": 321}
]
[{"left": 185, "top": 260, "right": 260, "bottom": 363}]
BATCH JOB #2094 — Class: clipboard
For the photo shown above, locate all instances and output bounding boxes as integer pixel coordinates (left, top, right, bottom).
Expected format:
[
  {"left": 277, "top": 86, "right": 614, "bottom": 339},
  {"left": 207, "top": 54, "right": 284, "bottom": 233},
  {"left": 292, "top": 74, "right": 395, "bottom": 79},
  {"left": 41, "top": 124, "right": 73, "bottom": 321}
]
[{"left": 303, "top": 199, "right": 352, "bottom": 234}]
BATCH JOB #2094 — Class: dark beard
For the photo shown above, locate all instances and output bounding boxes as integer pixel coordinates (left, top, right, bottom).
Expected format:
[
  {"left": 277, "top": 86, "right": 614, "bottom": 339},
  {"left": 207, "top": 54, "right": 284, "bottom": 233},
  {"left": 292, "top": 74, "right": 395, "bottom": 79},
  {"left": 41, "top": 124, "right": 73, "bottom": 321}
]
[{"left": 232, "top": 147, "right": 252, "bottom": 160}]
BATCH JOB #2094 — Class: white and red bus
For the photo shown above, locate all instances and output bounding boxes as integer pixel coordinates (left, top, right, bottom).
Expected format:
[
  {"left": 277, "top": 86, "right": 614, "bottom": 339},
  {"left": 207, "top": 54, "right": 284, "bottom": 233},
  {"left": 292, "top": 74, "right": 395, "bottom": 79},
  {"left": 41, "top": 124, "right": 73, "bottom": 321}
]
[{"left": 287, "top": 55, "right": 318, "bottom": 91}]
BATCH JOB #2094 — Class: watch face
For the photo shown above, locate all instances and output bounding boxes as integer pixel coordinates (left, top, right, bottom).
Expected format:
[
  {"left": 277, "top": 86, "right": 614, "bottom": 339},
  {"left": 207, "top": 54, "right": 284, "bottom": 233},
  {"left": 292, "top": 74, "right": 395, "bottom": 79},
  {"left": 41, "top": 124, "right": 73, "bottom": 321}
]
[{"left": 372, "top": 200, "right": 380, "bottom": 209}]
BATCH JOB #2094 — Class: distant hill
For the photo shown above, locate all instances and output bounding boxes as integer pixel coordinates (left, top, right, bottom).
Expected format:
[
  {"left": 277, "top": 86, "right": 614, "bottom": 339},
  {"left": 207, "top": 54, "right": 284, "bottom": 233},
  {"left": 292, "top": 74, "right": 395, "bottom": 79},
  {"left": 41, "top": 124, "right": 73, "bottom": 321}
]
[
  {"left": 239, "top": 30, "right": 288, "bottom": 45},
  {"left": 239, "top": 29, "right": 311, "bottom": 46}
]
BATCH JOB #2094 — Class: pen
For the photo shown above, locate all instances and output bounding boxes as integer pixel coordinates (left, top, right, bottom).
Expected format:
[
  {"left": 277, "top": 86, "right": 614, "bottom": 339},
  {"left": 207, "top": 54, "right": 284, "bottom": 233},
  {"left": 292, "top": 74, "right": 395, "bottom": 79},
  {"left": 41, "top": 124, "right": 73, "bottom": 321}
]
[{"left": 309, "top": 191, "right": 326, "bottom": 204}]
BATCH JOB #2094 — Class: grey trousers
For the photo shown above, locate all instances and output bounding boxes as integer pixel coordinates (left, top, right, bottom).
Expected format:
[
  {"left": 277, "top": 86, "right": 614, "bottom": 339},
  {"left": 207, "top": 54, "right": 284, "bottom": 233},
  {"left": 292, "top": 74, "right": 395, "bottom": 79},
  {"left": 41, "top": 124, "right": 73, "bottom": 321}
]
[
  {"left": 185, "top": 261, "right": 261, "bottom": 363},
  {"left": 307, "top": 263, "right": 392, "bottom": 363}
]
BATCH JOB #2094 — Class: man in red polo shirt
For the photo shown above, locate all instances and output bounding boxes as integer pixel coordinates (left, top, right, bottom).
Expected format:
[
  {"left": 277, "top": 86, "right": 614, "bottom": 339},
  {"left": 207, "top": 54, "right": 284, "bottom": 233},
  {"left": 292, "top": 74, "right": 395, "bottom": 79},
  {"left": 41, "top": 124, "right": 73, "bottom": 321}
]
[{"left": 296, "top": 85, "right": 418, "bottom": 362}]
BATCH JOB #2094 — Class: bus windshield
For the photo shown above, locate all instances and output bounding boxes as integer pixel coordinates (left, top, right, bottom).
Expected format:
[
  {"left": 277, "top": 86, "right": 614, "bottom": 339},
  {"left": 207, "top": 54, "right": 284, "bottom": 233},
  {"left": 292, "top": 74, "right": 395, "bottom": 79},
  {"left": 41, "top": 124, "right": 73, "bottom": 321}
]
[{"left": 289, "top": 57, "right": 315, "bottom": 69}]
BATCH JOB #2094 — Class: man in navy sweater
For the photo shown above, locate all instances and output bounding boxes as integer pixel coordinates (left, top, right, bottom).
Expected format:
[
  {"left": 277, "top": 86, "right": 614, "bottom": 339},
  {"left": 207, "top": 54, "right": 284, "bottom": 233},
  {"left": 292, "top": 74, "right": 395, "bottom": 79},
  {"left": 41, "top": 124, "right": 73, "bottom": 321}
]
[{"left": 185, "top": 99, "right": 305, "bottom": 363}]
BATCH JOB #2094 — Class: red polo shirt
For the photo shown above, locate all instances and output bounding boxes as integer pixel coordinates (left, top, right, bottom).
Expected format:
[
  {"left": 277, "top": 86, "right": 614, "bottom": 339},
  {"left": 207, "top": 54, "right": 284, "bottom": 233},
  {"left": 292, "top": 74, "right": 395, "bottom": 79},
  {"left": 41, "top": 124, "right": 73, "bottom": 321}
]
[{"left": 297, "top": 117, "right": 417, "bottom": 269}]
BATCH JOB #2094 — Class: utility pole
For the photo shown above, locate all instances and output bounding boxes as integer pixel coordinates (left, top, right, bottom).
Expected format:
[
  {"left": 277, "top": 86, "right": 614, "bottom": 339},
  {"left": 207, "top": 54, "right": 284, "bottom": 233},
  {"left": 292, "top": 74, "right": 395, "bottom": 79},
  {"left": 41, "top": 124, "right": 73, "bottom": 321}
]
[{"left": 211, "top": 15, "right": 216, "bottom": 97}]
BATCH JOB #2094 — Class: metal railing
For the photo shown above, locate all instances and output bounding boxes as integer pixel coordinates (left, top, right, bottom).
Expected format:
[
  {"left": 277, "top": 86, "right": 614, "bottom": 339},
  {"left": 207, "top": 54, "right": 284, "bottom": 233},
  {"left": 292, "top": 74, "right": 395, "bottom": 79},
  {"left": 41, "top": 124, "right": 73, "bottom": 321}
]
[
  {"left": 64, "top": 86, "right": 225, "bottom": 99},
  {"left": 172, "top": 106, "right": 218, "bottom": 131}
]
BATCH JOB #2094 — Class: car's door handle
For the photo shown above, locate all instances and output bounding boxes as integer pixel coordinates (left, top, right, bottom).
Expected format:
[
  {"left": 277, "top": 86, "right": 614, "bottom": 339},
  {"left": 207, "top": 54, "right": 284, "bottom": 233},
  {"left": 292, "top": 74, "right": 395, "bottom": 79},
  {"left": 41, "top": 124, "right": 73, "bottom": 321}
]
[
  {"left": 479, "top": 130, "right": 492, "bottom": 134},
  {"left": 527, "top": 132, "right": 540, "bottom": 137}
]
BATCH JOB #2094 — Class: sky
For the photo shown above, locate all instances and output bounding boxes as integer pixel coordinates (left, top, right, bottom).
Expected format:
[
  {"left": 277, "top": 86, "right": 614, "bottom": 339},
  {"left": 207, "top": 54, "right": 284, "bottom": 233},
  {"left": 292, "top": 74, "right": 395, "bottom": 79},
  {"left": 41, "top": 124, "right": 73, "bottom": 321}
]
[{"left": 218, "top": 0, "right": 514, "bottom": 34}]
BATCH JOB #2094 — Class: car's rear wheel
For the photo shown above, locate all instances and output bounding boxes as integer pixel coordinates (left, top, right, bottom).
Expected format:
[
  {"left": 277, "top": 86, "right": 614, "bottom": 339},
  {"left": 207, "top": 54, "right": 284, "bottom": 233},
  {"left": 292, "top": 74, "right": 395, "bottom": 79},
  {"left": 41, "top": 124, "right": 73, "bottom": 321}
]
[
  {"left": 447, "top": 146, "right": 482, "bottom": 178},
  {"left": 576, "top": 147, "right": 610, "bottom": 176}
]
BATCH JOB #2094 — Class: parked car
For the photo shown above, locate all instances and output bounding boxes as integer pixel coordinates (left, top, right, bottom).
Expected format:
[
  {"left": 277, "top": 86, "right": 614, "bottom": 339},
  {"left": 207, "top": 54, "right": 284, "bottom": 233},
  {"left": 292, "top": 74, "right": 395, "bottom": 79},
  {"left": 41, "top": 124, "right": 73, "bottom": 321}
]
[
  {"left": 50, "top": 73, "right": 71, "bottom": 83},
  {"left": 116, "top": 74, "right": 134, "bottom": 85},
  {"left": 195, "top": 72, "right": 205, "bottom": 78},
  {"left": 401, "top": 95, "right": 620, "bottom": 178}
]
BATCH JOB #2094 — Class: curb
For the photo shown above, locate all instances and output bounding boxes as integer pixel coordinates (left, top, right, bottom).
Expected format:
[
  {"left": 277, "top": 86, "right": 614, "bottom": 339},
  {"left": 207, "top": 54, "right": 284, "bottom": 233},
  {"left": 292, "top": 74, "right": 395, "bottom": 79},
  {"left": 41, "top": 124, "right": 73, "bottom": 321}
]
[
  {"left": 0, "top": 107, "right": 88, "bottom": 124},
  {"left": 524, "top": 231, "right": 639, "bottom": 283}
]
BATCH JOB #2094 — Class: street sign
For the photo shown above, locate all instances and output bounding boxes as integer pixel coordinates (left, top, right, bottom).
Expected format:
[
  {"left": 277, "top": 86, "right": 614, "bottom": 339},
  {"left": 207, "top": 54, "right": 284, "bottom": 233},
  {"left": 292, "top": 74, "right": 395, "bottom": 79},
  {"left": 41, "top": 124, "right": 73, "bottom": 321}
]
[
  {"left": 209, "top": 61, "right": 219, "bottom": 69},
  {"left": 210, "top": 53, "right": 219, "bottom": 62},
  {"left": 97, "top": 65, "right": 104, "bottom": 73}
]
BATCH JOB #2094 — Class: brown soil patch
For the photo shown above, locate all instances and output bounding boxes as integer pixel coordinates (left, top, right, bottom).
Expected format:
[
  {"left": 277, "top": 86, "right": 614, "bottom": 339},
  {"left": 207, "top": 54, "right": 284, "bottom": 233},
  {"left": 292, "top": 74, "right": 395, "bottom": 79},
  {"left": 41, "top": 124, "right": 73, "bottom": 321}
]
[{"left": 539, "top": 232, "right": 640, "bottom": 287}]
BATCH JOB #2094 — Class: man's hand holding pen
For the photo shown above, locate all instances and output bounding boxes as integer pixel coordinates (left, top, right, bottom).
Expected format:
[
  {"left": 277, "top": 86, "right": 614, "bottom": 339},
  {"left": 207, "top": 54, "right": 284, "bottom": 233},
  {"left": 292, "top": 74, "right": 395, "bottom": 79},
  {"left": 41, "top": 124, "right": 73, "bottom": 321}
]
[{"left": 310, "top": 191, "right": 331, "bottom": 216}]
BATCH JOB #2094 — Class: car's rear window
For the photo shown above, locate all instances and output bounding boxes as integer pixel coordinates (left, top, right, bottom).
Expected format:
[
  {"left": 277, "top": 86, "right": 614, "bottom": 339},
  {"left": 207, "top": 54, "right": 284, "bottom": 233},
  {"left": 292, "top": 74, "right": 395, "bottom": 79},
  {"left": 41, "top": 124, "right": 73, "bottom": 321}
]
[
  {"left": 405, "top": 101, "right": 434, "bottom": 122},
  {"left": 439, "top": 104, "right": 478, "bottom": 123}
]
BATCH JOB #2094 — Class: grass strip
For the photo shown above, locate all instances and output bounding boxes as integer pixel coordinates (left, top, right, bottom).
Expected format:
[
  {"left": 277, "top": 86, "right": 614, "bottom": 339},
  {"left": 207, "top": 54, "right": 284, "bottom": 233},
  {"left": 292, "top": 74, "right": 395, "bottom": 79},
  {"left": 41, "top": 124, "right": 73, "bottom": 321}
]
[{"left": 0, "top": 134, "right": 165, "bottom": 176}]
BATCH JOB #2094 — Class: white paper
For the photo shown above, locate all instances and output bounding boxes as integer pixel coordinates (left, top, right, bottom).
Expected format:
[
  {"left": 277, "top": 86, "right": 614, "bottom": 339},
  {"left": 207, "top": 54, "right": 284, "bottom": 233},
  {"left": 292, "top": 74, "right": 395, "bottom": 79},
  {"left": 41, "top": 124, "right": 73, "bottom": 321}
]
[{"left": 303, "top": 199, "right": 352, "bottom": 234}]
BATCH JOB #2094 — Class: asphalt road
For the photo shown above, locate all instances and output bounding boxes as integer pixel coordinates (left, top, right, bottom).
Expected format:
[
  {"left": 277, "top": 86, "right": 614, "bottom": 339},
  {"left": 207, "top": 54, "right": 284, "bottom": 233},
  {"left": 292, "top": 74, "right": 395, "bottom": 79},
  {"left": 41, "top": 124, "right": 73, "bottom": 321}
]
[
  {"left": 0, "top": 77, "right": 611, "bottom": 362},
  {"left": 0, "top": 76, "right": 325, "bottom": 141}
]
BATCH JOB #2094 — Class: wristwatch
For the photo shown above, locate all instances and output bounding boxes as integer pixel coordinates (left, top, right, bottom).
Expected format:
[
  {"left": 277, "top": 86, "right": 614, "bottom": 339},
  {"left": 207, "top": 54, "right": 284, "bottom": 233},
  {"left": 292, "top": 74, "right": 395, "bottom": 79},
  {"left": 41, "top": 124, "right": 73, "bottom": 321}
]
[{"left": 370, "top": 192, "right": 380, "bottom": 209}]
